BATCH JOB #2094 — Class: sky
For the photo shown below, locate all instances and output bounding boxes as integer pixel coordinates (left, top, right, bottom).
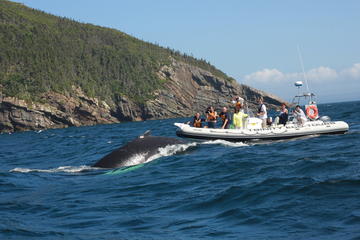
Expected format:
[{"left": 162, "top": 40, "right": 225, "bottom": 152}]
[{"left": 13, "top": 0, "right": 360, "bottom": 103}]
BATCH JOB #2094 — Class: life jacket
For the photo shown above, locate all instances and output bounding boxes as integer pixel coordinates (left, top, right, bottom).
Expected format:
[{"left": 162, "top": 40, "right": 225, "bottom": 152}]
[
  {"left": 193, "top": 118, "right": 202, "bottom": 128},
  {"left": 207, "top": 111, "right": 216, "bottom": 121},
  {"left": 258, "top": 104, "right": 264, "bottom": 113}
]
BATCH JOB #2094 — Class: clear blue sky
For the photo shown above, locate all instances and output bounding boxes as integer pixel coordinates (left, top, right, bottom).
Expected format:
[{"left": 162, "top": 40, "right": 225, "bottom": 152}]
[{"left": 14, "top": 0, "right": 360, "bottom": 103}]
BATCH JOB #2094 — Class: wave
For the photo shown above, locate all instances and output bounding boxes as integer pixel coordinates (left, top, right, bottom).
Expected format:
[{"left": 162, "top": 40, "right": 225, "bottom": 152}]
[
  {"left": 201, "top": 139, "right": 248, "bottom": 147},
  {"left": 9, "top": 165, "right": 94, "bottom": 173},
  {"left": 146, "top": 142, "right": 197, "bottom": 163}
]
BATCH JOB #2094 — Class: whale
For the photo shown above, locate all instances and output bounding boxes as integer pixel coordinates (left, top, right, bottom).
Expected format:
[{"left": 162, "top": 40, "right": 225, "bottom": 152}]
[{"left": 93, "top": 131, "right": 186, "bottom": 169}]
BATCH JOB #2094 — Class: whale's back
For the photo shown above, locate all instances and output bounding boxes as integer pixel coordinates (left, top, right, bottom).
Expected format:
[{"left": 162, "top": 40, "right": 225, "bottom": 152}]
[{"left": 93, "top": 136, "right": 184, "bottom": 168}]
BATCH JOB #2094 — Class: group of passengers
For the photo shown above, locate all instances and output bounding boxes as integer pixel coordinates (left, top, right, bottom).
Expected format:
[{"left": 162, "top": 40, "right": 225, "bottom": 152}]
[{"left": 189, "top": 96, "right": 308, "bottom": 129}]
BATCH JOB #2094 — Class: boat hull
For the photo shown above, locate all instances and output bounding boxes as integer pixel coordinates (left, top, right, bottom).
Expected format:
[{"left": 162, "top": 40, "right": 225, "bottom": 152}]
[{"left": 174, "top": 121, "right": 349, "bottom": 142}]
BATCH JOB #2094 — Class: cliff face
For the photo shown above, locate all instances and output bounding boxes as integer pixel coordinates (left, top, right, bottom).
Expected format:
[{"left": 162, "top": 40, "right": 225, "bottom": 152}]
[
  {"left": 145, "top": 59, "right": 284, "bottom": 119},
  {"left": 0, "top": 59, "right": 285, "bottom": 133}
]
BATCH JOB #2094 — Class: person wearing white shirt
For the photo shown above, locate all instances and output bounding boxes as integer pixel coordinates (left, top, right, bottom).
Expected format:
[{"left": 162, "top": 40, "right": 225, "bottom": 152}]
[
  {"left": 256, "top": 97, "right": 267, "bottom": 128},
  {"left": 294, "top": 105, "right": 307, "bottom": 125}
]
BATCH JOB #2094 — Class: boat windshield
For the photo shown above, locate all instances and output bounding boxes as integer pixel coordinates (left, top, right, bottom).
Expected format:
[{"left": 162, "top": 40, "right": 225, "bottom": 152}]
[{"left": 291, "top": 92, "right": 316, "bottom": 106}]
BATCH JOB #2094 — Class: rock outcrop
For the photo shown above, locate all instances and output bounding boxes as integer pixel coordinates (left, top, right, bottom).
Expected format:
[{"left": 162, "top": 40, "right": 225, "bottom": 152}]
[
  {"left": 0, "top": 59, "right": 285, "bottom": 133},
  {"left": 144, "top": 59, "right": 284, "bottom": 119},
  {"left": 0, "top": 86, "right": 118, "bottom": 132}
]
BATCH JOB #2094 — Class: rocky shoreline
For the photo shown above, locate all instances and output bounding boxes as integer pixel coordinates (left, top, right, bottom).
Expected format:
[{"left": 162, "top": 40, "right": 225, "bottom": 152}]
[{"left": 0, "top": 59, "right": 285, "bottom": 133}]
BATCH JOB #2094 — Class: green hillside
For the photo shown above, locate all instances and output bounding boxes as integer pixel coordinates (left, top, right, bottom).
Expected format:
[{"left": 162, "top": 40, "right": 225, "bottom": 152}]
[{"left": 0, "top": 0, "right": 234, "bottom": 103}]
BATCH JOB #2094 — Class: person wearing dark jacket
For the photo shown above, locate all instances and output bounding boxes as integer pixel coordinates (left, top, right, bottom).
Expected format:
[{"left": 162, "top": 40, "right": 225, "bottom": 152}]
[
  {"left": 278, "top": 103, "right": 289, "bottom": 125},
  {"left": 188, "top": 112, "right": 205, "bottom": 128},
  {"left": 219, "top": 107, "right": 230, "bottom": 129}
]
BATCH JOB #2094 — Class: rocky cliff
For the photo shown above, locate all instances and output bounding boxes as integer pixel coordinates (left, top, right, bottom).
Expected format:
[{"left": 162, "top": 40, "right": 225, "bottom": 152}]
[{"left": 0, "top": 58, "right": 285, "bottom": 133}]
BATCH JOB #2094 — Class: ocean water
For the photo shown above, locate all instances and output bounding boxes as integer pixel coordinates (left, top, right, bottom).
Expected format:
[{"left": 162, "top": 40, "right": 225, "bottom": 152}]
[{"left": 1, "top": 101, "right": 360, "bottom": 240}]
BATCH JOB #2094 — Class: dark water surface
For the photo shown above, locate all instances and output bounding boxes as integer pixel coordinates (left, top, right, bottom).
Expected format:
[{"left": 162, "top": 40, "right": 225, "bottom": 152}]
[{"left": 1, "top": 101, "right": 360, "bottom": 239}]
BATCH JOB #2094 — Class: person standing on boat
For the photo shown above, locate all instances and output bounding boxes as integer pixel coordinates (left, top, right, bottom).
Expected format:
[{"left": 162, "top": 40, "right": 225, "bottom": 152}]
[
  {"left": 256, "top": 97, "right": 267, "bottom": 128},
  {"left": 232, "top": 96, "right": 244, "bottom": 112},
  {"left": 233, "top": 105, "right": 248, "bottom": 129},
  {"left": 278, "top": 103, "right": 289, "bottom": 125},
  {"left": 206, "top": 106, "right": 218, "bottom": 128},
  {"left": 219, "top": 107, "right": 230, "bottom": 129},
  {"left": 294, "top": 105, "right": 307, "bottom": 125}
]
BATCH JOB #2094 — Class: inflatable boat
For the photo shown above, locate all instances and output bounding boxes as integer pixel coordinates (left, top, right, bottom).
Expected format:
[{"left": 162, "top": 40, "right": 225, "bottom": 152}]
[
  {"left": 174, "top": 119, "right": 349, "bottom": 141},
  {"left": 175, "top": 82, "right": 349, "bottom": 141}
]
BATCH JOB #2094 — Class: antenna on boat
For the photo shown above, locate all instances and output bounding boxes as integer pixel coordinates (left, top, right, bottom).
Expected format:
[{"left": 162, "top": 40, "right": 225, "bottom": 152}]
[
  {"left": 297, "top": 45, "right": 310, "bottom": 93},
  {"left": 295, "top": 45, "right": 317, "bottom": 106}
]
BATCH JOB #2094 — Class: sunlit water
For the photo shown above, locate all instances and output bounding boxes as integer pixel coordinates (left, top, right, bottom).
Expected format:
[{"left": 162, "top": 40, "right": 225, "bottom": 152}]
[{"left": 1, "top": 101, "right": 360, "bottom": 239}]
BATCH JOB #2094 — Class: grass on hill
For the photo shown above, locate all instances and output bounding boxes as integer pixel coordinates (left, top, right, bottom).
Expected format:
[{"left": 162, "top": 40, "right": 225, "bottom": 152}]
[{"left": 0, "top": 0, "right": 233, "bottom": 104}]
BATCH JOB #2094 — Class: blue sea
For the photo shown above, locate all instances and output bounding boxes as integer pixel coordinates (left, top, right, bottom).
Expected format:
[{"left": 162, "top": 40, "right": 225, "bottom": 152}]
[{"left": 1, "top": 101, "right": 360, "bottom": 240}]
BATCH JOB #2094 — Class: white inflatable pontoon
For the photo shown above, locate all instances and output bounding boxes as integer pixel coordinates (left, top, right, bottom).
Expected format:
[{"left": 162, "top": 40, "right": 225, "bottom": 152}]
[{"left": 174, "top": 119, "right": 349, "bottom": 141}]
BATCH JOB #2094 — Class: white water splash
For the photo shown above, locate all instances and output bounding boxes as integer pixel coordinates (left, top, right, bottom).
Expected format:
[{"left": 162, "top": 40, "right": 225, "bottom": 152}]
[
  {"left": 106, "top": 142, "right": 197, "bottom": 167},
  {"left": 202, "top": 139, "right": 248, "bottom": 147},
  {"left": 10, "top": 165, "right": 94, "bottom": 173},
  {"left": 146, "top": 142, "right": 197, "bottom": 163},
  {"left": 121, "top": 153, "right": 148, "bottom": 167}
]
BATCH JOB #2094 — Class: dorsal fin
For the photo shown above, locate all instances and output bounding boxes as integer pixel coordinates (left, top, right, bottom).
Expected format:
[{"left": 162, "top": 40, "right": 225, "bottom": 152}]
[{"left": 139, "top": 130, "right": 151, "bottom": 138}]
